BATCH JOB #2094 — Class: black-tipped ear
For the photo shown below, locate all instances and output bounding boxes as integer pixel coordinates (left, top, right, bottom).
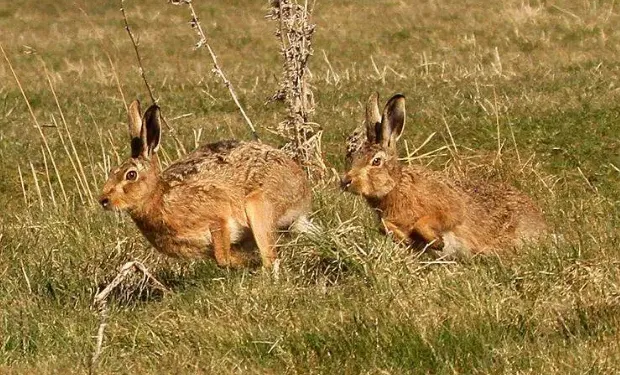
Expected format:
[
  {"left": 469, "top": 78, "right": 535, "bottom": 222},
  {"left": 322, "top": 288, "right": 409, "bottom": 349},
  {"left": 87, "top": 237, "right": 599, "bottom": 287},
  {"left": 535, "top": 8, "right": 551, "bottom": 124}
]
[
  {"left": 142, "top": 104, "right": 161, "bottom": 156},
  {"left": 365, "top": 92, "right": 382, "bottom": 143},
  {"left": 128, "top": 100, "right": 145, "bottom": 158},
  {"left": 380, "top": 94, "right": 406, "bottom": 149}
]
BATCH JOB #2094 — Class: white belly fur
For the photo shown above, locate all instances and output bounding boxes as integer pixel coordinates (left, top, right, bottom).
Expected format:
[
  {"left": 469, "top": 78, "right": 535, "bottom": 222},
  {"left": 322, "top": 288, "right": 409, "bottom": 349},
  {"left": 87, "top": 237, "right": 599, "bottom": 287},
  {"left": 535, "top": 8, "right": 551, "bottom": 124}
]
[
  {"left": 198, "top": 218, "right": 249, "bottom": 247},
  {"left": 228, "top": 217, "right": 249, "bottom": 243},
  {"left": 276, "top": 206, "right": 306, "bottom": 229}
]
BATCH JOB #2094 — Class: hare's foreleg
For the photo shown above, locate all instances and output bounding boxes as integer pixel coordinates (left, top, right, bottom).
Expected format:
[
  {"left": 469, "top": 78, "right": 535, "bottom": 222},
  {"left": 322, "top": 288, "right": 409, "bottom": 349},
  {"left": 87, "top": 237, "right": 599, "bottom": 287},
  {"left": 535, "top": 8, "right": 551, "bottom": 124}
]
[
  {"left": 245, "top": 191, "right": 277, "bottom": 268},
  {"left": 382, "top": 219, "right": 413, "bottom": 245},
  {"left": 383, "top": 217, "right": 445, "bottom": 250},
  {"left": 211, "top": 221, "right": 233, "bottom": 267}
]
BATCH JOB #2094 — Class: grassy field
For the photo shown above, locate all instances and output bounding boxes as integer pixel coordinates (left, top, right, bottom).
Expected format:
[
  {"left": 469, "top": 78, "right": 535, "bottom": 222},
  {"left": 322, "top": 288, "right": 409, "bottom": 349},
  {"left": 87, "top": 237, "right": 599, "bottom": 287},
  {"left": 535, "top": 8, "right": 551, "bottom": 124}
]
[{"left": 1, "top": 0, "right": 620, "bottom": 373}]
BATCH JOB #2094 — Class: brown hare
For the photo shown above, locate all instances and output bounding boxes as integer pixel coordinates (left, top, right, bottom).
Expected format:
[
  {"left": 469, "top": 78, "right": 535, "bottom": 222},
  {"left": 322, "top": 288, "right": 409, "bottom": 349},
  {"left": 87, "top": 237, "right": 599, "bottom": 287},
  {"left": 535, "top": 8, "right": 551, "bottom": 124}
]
[
  {"left": 341, "top": 93, "right": 547, "bottom": 257},
  {"left": 99, "top": 100, "right": 312, "bottom": 268}
]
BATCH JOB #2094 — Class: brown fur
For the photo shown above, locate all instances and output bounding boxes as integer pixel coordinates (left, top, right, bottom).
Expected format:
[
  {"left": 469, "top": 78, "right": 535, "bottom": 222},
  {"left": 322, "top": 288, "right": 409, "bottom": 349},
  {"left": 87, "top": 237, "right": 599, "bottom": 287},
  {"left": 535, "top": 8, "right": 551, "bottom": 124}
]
[
  {"left": 99, "top": 100, "right": 311, "bottom": 268},
  {"left": 341, "top": 93, "right": 547, "bottom": 257}
]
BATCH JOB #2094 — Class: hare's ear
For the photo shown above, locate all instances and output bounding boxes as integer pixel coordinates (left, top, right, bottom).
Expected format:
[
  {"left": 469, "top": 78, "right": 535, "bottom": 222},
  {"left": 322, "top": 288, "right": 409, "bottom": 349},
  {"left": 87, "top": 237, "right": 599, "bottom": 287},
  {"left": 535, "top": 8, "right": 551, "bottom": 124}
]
[
  {"left": 365, "top": 92, "right": 382, "bottom": 144},
  {"left": 128, "top": 100, "right": 146, "bottom": 158},
  {"left": 142, "top": 104, "right": 161, "bottom": 156},
  {"left": 380, "top": 94, "right": 406, "bottom": 149}
]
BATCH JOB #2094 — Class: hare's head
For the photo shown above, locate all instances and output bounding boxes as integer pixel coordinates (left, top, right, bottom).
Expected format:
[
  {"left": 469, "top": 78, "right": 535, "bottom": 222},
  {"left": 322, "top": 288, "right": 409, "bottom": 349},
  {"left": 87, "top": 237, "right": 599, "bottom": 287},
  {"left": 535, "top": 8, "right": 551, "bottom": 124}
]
[
  {"left": 99, "top": 100, "right": 162, "bottom": 212},
  {"left": 341, "top": 93, "right": 406, "bottom": 199}
]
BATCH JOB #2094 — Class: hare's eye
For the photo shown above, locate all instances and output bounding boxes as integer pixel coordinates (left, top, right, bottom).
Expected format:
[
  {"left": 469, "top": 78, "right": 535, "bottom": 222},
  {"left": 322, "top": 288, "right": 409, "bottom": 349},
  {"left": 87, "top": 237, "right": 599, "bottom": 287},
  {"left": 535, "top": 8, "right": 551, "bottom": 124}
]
[
  {"left": 125, "top": 170, "right": 138, "bottom": 181},
  {"left": 371, "top": 157, "right": 382, "bottom": 166}
]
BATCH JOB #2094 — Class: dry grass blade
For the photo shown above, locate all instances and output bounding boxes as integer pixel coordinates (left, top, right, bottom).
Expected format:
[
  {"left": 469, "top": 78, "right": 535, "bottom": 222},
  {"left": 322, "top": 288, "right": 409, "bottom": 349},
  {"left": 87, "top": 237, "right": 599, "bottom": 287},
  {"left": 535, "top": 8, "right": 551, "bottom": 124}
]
[
  {"left": 52, "top": 115, "right": 89, "bottom": 204},
  {"left": 577, "top": 166, "right": 598, "bottom": 194},
  {"left": 493, "top": 88, "right": 503, "bottom": 164},
  {"left": 20, "top": 260, "right": 32, "bottom": 295},
  {"left": 403, "top": 145, "right": 449, "bottom": 163},
  {"left": 35, "top": 60, "right": 70, "bottom": 205},
  {"left": 441, "top": 115, "right": 458, "bottom": 156},
  {"left": 29, "top": 162, "right": 44, "bottom": 210},
  {"left": 507, "top": 118, "right": 522, "bottom": 167},
  {"left": 63, "top": 116, "right": 96, "bottom": 203},
  {"left": 106, "top": 54, "right": 128, "bottom": 113},
  {"left": 17, "top": 165, "right": 28, "bottom": 205},
  {"left": 40, "top": 145, "right": 57, "bottom": 208}
]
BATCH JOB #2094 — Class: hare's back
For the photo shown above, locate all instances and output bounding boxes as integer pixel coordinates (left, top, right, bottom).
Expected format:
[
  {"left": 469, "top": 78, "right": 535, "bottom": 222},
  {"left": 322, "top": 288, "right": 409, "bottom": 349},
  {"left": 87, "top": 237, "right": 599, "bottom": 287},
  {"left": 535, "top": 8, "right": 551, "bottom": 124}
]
[
  {"left": 162, "top": 140, "right": 242, "bottom": 183},
  {"left": 458, "top": 180, "right": 547, "bottom": 242},
  {"left": 458, "top": 180, "right": 538, "bottom": 215},
  {"left": 226, "top": 142, "right": 311, "bottom": 220},
  {"left": 229, "top": 143, "right": 311, "bottom": 221},
  {"left": 163, "top": 140, "right": 307, "bottom": 193}
]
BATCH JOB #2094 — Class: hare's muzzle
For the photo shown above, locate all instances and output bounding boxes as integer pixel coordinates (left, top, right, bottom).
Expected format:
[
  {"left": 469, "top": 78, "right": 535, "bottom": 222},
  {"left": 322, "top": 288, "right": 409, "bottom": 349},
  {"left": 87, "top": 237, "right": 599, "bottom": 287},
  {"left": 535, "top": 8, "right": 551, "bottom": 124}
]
[{"left": 340, "top": 174, "right": 353, "bottom": 191}]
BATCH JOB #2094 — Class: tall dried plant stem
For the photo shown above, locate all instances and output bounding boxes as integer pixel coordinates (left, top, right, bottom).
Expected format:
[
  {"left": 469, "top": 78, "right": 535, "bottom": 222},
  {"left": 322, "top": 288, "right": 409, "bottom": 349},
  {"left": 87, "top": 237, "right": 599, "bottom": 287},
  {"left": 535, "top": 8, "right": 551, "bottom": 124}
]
[
  {"left": 120, "top": 0, "right": 187, "bottom": 155},
  {"left": 267, "top": 0, "right": 324, "bottom": 178},
  {"left": 170, "top": 0, "right": 259, "bottom": 141},
  {"left": 89, "top": 261, "right": 168, "bottom": 374},
  {"left": 89, "top": 299, "right": 108, "bottom": 375}
]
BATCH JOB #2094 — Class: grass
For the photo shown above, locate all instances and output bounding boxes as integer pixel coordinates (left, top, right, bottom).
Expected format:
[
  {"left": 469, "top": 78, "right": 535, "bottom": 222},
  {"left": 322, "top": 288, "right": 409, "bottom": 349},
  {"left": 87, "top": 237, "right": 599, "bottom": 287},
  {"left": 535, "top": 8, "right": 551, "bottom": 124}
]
[{"left": 1, "top": 0, "right": 620, "bottom": 373}]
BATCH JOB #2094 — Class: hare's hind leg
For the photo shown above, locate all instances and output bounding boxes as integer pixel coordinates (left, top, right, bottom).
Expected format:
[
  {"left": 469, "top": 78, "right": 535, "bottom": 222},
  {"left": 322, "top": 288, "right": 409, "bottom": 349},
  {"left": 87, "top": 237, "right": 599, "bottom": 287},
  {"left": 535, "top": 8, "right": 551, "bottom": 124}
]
[{"left": 245, "top": 190, "right": 277, "bottom": 268}]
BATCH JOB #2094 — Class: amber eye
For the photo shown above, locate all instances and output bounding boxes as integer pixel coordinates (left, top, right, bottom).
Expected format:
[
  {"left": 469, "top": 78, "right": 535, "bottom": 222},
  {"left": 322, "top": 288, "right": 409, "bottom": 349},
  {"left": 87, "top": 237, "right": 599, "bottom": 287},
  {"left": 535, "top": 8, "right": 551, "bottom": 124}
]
[
  {"left": 125, "top": 170, "right": 138, "bottom": 181},
  {"left": 371, "top": 157, "right": 382, "bottom": 166}
]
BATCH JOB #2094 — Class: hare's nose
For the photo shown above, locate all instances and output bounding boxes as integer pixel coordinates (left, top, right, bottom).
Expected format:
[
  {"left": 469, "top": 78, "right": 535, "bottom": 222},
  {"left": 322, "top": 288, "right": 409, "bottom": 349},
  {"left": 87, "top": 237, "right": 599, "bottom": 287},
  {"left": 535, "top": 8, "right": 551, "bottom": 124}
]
[
  {"left": 99, "top": 197, "right": 110, "bottom": 208},
  {"left": 340, "top": 175, "right": 352, "bottom": 190}
]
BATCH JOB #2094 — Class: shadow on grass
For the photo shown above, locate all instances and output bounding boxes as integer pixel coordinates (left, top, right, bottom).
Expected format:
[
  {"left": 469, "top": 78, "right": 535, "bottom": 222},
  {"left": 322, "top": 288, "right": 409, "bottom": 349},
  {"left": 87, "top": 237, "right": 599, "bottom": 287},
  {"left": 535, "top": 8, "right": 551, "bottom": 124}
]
[{"left": 94, "top": 259, "right": 235, "bottom": 307}]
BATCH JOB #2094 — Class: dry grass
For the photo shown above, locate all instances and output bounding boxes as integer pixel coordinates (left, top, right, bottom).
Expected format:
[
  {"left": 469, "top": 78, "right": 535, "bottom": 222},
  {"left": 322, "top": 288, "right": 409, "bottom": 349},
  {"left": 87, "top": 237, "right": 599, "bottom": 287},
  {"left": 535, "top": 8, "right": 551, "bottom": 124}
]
[{"left": 1, "top": 0, "right": 619, "bottom": 373}]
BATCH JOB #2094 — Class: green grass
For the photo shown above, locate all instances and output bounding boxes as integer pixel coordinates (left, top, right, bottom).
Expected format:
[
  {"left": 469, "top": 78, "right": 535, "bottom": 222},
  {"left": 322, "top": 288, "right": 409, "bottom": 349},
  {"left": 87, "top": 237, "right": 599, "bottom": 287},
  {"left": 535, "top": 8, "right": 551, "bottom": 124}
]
[{"left": 1, "top": 0, "right": 620, "bottom": 373}]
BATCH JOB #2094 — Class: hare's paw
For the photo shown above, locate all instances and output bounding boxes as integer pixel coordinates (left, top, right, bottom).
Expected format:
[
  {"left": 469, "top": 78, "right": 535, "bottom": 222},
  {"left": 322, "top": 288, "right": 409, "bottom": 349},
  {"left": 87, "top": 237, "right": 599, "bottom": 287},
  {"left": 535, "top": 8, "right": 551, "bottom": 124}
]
[{"left": 381, "top": 219, "right": 413, "bottom": 245}]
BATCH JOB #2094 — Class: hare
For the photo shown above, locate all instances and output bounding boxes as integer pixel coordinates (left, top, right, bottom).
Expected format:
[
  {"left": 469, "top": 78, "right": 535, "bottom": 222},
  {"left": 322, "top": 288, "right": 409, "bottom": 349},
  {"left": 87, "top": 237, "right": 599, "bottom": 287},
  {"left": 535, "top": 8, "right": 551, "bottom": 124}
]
[
  {"left": 341, "top": 93, "right": 547, "bottom": 257},
  {"left": 99, "top": 100, "right": 312, "bottom": 268}
]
